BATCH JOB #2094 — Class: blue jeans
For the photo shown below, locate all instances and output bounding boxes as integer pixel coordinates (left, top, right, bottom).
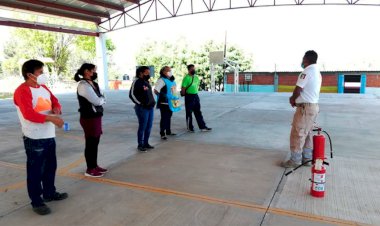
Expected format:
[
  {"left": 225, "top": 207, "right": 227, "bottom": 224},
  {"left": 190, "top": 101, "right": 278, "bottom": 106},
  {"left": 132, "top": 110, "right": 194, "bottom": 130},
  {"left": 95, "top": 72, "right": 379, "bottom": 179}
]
[
  {"left": 134, "top": 105, "right": 154, "bottom": 146},
  {"left": 23, "top": 136, "right": 57, "bottom": 207}
]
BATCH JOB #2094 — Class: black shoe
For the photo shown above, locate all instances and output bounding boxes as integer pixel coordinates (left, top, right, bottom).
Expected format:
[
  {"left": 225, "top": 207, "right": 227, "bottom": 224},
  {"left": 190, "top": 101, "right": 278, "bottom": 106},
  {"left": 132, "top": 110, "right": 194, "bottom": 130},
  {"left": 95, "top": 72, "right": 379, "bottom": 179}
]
[
  {"left": 187, "top": 129, "right": 195, "bottom": 133},
  {"left": 33, "top": 204, "right": 51, "bottom": 215},
  {"left": 167, "top": 133, "right": 177, "bottom": 136},
  {"left": 138, "top": 145, "right": 147, "bottom": 152},
  {"left": 200, "top": 127, "right": 212, "bottom": 132},
  {"left": 161, "top": 136, "right": 168, "bottom": 140},
  {"left": 43, "top": 192, "right": 68, "bottom": 202},
  {"left": 144, "top": 144, "right": 155, "bottom": 149}
]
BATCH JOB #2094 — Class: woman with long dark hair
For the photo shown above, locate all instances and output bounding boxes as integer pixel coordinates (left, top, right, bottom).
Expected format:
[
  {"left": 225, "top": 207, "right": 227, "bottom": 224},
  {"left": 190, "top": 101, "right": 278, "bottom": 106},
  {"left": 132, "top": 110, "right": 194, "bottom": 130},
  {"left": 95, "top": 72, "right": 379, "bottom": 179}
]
[{"left": 74, "top": 63, "right": 107, "bottom": 177}]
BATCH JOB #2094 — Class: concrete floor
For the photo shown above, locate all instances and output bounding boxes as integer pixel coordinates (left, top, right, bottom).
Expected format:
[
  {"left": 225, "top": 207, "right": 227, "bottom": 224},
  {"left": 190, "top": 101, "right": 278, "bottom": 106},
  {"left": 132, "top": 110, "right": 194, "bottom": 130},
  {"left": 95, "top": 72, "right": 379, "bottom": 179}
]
[{"left": 0, "top": 91, "right": 379, "bottom": 226}]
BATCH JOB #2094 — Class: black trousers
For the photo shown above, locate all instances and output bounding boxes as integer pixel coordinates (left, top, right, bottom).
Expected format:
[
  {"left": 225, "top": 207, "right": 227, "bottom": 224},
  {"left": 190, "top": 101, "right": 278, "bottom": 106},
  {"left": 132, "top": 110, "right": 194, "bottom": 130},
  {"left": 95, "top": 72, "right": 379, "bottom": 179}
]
[
  {"left": 159, "top": 104, "right": 173, "bottom": 136},
  {"left": 185, "top": 94, "right": 206, "bottom": 130},
  {"left": 84, "top": 136, "right": 100, "bottom": 169}
]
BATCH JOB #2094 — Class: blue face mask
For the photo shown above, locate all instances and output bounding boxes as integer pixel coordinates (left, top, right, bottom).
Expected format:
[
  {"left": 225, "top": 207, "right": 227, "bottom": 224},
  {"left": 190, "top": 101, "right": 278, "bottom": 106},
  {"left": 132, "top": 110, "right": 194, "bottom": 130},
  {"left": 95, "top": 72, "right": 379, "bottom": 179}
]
[{"left": 301, "top": 63, "right": 305, "bottom": 69}]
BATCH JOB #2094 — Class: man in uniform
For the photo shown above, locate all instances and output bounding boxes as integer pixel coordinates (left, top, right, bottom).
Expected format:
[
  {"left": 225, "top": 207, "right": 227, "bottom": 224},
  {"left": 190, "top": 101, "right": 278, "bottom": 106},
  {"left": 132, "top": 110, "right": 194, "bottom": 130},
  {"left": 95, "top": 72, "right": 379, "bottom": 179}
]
[{"left": 282, "top": 50, "right": 322, "bottom": 168}]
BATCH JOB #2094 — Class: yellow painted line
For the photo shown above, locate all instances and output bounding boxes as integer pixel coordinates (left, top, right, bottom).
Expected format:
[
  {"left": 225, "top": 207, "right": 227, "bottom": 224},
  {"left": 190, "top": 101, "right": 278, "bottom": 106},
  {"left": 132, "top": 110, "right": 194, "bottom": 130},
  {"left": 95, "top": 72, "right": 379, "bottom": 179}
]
[
  {"left": 66, "top": 172, "right": 368, "bottom": 226},
  {"left": 57, "top": 157, "right": 85, "bottom": 175},
  {"left": 0, "top": 160, "right": 371, "bottom": 225},
  {"left": 0, "top": 161, "right": 25, "bottom": 170},
  {"left": 0, "top": 181, "right": 26, "bottom": 192}
]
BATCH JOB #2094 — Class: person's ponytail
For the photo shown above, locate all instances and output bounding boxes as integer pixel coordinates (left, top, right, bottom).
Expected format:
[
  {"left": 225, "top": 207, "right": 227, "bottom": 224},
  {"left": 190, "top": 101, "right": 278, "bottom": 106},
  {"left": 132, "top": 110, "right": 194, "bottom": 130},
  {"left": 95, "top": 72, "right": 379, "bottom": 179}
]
[
  {"left": 74, "top": 71, "right": 81, "bottom": 82},
  {"left": 74, "top": 63, "right": 96, "bottom": 82}
]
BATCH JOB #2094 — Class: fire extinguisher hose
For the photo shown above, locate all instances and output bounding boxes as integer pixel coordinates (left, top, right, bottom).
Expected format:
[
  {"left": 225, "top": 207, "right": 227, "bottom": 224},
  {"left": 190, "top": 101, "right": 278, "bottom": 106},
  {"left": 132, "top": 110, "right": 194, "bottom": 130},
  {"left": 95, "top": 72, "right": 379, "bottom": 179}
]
[{"left": 322, "top": 130, "right": 333, "bottom": 159}]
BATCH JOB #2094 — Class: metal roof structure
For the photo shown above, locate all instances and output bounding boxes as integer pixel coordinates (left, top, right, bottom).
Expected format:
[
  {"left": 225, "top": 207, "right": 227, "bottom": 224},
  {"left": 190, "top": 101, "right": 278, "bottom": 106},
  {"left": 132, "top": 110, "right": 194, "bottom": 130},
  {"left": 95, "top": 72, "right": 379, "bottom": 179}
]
[
  {"left": 0, "top": 0, "right": 138, "bottom": 36},
  {"left": 1, "top": 0, "right": 380, "bottom": 36}
]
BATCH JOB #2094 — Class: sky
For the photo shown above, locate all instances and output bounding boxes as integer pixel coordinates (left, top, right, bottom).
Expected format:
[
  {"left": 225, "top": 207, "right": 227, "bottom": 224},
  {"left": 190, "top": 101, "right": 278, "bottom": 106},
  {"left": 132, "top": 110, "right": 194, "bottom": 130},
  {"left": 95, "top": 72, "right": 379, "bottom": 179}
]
[{"left": 1, "top": 5, "right": 380, "bottom": 76}]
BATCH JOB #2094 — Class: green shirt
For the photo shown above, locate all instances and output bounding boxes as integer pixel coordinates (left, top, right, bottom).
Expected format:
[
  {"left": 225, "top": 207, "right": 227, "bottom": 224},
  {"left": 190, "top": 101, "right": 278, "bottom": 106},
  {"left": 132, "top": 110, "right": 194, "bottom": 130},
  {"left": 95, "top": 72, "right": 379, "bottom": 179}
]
[{"left": 181, "top": 74, "right": 200, "bottom": 94}]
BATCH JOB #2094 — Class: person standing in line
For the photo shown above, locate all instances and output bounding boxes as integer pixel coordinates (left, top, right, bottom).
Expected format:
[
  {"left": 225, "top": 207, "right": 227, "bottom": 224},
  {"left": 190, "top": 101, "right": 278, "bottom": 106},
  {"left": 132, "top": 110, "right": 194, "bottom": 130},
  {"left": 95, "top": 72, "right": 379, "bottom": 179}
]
[
  {"left": 154, "top": 66, "right": 181, "bottom": 140},
  {"left": 14, "top": 59, "right": 68, "bottom": 215},
  {"left": 181, "top": 64, "right": 212, "bottom": 132},
  {"left": 129, "top": 66, "right": 156, "bottom": 152},
  {"left": 282, "top": 50, "right": 322, "bottom": 168},
  {"left": 74, "top": 63, "right": 107, "bottom": 178}
]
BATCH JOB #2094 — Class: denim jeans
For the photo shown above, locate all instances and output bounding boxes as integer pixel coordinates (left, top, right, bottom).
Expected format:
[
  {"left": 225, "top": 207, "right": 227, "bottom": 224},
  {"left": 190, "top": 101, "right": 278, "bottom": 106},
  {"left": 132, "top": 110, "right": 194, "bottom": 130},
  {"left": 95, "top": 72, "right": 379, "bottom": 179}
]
[
  {"left": 23, "top": 136, "right": 57, "bottom": 207},
  {"left": 134, "top": 105, "right": 154, "bottom": 146}
]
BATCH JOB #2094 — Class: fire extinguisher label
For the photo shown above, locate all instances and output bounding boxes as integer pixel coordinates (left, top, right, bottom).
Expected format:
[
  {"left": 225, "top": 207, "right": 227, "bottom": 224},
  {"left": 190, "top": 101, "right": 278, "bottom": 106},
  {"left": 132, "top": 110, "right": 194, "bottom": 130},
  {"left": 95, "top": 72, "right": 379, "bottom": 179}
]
[{"left": 313, "top": 173, "right": 325, "bottom": 191}]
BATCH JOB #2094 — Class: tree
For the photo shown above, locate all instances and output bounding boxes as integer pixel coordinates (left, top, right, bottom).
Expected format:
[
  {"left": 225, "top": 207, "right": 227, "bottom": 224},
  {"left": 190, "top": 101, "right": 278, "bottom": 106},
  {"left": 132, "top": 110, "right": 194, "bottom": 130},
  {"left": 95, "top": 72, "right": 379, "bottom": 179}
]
[
  {"left": 136, "top": 38, "right": 191, "bottom": 84},
  {"left": 2, "top": 28, "right": 116, "bottom": 81},
  {"left": 135, "top": 39, "right": 253, "bottom": 91}
]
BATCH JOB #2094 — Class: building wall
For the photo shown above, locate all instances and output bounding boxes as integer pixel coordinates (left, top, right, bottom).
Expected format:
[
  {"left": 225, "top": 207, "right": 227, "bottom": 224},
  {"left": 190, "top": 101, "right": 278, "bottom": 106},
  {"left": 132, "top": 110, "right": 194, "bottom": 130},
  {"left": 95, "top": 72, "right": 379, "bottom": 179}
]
[
  {"left": 225, "top": 71, "right": 380, "bottom": 93},
  {"left": 367, "top": 74, "right": 380, "bottom": 87}
]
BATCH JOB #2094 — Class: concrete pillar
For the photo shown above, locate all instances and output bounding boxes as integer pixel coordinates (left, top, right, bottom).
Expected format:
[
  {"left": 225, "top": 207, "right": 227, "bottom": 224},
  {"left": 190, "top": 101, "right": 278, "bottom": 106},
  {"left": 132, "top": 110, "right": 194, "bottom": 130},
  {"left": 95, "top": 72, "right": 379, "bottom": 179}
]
[
  {"left": 360, "top": 74, "right": 366, "bottom": 94},
  {"left": 210, "top": 64, "right": 215, "bottom": 93},
  {"left": 338, "top": 74, "right": 344, "bottom": 94},
  {"left": 96, "top": 33, "right": 109, "bottom": 90},
  {"left": 274, "top": 73, "right": 279, "bottom": 92}
]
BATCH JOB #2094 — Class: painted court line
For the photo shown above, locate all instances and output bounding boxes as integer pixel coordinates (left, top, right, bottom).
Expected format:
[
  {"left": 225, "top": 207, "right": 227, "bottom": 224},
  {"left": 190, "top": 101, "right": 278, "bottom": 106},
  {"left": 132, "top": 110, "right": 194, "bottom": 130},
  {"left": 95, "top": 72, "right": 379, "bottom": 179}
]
[
  {"left": 0, "top": 157, "right": 85, "bottom": 192},
  {"left": 57, "top": 157, "right": 85, "bottom": 175},
  {"left": 0, "top": 160, "right": 370, "bottom": 225},
  {"left": 66, "top": 172, "right": 369, "bottom": 226},
  {"left": 0, "top": 181, "right": 26, "bottom": 193},
  {"left": 0, "top": 161, "right": 25, "bottom": 170}
]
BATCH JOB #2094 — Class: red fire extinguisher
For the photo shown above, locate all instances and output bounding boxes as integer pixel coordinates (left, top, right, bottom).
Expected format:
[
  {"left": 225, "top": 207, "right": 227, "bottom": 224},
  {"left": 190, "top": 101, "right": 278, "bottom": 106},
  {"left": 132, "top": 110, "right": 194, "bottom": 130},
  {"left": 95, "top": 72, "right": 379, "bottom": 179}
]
[
  {"left": 310, "top": 128, "right": 333, "bottom": 198},
  {"left": 285, "top": 127, "right": 333, "bottom": 198},
  {"left": 310, "top": 159, "right": 326, "bottom": 197}
]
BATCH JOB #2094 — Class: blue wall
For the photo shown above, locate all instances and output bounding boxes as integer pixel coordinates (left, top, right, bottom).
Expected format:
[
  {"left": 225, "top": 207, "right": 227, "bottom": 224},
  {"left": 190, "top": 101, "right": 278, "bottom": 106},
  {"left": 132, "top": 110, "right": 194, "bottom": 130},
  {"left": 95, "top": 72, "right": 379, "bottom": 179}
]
[{"left": 224, "top": 84, "right": 275, "bottom": 93}]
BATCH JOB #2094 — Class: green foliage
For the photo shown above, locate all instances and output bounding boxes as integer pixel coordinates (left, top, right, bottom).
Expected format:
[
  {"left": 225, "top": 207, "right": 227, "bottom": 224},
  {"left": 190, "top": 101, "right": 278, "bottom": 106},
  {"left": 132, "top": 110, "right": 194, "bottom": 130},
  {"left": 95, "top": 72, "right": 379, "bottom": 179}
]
[
  {"left": 136, "top": 39, "right": 192, "bottom": 84},
  {"left": 136, "top": 39, "right": 253, "bottom": 91},
  {"left": 1, "top": 28, "right": 116, "bottom": 81}
]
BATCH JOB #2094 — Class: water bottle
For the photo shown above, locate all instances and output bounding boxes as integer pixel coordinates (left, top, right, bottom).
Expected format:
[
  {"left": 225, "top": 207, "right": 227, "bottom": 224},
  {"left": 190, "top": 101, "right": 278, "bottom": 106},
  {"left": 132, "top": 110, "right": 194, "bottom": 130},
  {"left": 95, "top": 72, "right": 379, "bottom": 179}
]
[{"left": 63, "top": 122, "right": 70, "bottom": 131}]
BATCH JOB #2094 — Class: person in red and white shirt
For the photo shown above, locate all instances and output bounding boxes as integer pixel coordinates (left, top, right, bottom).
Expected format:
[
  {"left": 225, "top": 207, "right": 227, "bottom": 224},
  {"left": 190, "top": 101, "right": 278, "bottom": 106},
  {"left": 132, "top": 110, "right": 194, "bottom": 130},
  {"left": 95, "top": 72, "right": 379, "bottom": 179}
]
[{"left": 14, "top": 59, "right": 68, "bottom": 215}]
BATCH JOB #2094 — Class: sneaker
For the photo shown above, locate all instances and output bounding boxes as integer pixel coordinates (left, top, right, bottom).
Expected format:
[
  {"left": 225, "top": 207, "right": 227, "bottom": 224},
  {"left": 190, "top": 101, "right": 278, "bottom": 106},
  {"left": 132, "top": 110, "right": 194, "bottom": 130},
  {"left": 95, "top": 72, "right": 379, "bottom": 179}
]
[
  {"left": 144, "top": 144, "right": 155, "bottom": 149},
  {"left": 85, "top": 168, "right": 103, "bottom": 177},
  {"left": 281, "top": 160, "right": 301, "bottom": 168},
  {"left": 200, "top": 127, "right": 212, "bottom": 132},
  {"left": 161, "top": 136, "right": 168, "bottom": 140},
  {"left": 33, "top": 204, "right": 51, "bottom": 215},
  {"left": 96, "top": 166, "right": 108, "bottom": 173},
  {"left": 43, "top": 192, "right": 68, "bottom": 202},
  {"left": 167, "top": 132, "right": 177, "bottom": 136},
  {"left": 187, "top": 129, "right": 195, "bottom": 133},
  {"left": 137, "top": 145, "right": 147, "bottom": 152},
  {"left": 302, "top": 159, "right": 312, "bottom": 167}
]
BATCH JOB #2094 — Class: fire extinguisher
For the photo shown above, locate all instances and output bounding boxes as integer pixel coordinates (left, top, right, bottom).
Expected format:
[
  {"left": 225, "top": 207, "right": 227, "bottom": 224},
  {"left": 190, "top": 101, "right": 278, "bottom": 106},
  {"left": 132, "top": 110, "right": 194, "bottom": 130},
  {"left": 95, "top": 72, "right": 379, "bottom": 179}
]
[
  {"left": 309, "top": 128, "right": 329, "bottom": 198},
  {"left": 310, "top": 159, "right": 326, "bottom": 197},
  {"left": 285, "top": 127, "right": 333, "bottom": 198}
]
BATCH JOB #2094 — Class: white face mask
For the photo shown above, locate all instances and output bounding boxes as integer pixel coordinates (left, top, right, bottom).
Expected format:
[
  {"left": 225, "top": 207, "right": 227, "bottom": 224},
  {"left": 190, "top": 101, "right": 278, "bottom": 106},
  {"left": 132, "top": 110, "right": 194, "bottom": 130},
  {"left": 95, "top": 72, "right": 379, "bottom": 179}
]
[
  {"left": 31, "top": 73, "right": 48, "bottom": 85},
  {"left": 167, "top": 71, "right": 173, "bottom": 77}
]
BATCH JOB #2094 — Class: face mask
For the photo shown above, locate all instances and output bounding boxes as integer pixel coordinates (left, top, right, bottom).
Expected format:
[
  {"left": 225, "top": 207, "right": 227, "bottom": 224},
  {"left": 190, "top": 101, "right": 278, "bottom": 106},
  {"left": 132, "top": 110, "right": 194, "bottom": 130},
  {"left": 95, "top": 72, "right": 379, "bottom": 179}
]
[
  {"left": 167, "top": 71, "right": 173, "bottom": 77},
  {"left": 144, "top": 74, "right": 151, "bottom": 80},
  {"left": 92, "top": 72, "right": 98, "bottom": 81},
  {"left": 31, "top": 73, "right": 48, "bottom": 85},
  {"left": 301, "top": 63, "right": 305, "bottom": 69},
  {"left": 190, "top": 70, "right": 195, "bottom": 75}
]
